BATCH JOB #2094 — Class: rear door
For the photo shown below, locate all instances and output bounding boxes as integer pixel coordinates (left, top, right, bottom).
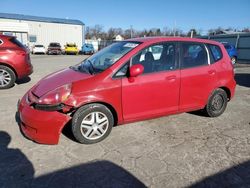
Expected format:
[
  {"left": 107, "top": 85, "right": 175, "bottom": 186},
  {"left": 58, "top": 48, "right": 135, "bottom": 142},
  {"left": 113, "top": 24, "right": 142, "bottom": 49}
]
[{"left": 179, "top": 42, "right": 218, "bottom": 111}]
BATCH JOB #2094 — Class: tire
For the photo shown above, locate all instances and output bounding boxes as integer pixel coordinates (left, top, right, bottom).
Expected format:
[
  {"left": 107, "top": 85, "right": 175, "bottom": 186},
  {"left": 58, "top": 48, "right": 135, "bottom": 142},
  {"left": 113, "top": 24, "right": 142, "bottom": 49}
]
[
  {"left": 204, "top": 88, "right": 228, "bottom": 117},
  {"left": 71, "top": 103, "right": 114, "bottom": 144},
  {"left": 0, "top": 65, "right": 16, "bottom": 89},
  {"left": 231, "top": 56, "right": 237, "bottom": 64}
]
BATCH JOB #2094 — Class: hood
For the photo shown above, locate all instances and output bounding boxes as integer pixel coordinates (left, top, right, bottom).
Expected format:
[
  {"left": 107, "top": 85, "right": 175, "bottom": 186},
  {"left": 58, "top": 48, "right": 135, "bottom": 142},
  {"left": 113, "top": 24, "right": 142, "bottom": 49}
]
[{"left": 32, "top": 68, "right": 92, "bottom": 97}]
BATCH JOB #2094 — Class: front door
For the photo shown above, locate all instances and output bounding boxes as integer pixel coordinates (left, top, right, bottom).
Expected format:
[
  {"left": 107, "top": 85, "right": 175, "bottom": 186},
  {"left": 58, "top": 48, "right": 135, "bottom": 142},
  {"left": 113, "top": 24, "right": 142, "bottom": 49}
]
[{"left": 121, "top": 42, "right": 180, "bottom": 121}]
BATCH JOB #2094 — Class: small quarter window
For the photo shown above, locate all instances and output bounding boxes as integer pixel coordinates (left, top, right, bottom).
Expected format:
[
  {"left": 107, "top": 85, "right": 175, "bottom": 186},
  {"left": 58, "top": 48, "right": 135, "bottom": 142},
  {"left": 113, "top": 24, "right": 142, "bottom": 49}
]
[
  {"left": 114, "top": 63, "right": 129, "bottom": 78},
  {"left": 0, "top": 39, "right": 3, "bottom": 45},
  {"left": 209, "top": 44, "right": 222, "bottom": 62}
]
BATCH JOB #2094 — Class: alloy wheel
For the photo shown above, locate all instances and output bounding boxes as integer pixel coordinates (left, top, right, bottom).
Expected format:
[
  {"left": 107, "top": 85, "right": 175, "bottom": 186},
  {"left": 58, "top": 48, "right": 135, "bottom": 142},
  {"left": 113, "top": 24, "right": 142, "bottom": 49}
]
[
  {"left": 80, "top": 112, "right": 109, "bottom": 140},
  {"left": 0, "top": 69, "right": 11, "bottom": 87}
]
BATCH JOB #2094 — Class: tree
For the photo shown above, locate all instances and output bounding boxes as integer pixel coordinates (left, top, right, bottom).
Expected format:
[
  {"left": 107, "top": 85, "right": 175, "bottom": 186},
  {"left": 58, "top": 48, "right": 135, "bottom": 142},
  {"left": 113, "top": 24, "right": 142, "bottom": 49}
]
[{"left": 187, "top": 29, "right": 200, "bottom": 37}]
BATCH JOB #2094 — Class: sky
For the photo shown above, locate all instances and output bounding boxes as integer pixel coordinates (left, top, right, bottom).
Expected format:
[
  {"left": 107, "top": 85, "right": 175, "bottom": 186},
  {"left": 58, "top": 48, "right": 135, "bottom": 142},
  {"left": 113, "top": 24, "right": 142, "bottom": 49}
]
[{"left": 1, "top": 0, "right": 250, "bottom": 33}]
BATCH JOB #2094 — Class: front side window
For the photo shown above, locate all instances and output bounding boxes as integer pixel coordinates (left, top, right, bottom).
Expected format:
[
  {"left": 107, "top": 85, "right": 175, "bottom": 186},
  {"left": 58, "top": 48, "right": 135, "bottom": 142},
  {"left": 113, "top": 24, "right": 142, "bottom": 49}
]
[
  {"left": 131, "top": 43, "right": 176, "bottom": 74},
  {"left": 76, "top": 41, "right": 141, "bottom": 74},
  {"left": 181, "top": 43, "right": 208, "bottom": 68}
]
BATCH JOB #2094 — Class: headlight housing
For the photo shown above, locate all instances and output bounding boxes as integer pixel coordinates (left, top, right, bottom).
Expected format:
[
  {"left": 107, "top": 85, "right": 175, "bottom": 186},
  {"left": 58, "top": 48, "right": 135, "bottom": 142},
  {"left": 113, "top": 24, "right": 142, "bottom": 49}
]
[{"left": 37, "top": 84, "right": 71, "bottom": 105}]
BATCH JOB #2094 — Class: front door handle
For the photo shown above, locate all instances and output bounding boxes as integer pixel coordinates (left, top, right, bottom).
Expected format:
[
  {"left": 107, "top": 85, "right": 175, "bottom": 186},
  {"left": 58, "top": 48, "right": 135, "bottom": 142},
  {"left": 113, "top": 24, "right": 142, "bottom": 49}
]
[{"left": 166, "top": 75, "right": 176, "bottom": 82}]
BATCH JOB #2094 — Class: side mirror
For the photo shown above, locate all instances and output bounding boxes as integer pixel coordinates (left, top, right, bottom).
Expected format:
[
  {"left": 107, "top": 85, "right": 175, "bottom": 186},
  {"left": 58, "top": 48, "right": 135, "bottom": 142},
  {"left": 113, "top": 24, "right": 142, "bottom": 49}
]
[{"left": 129, "top": 64, "right": 144, "bottom": 77}]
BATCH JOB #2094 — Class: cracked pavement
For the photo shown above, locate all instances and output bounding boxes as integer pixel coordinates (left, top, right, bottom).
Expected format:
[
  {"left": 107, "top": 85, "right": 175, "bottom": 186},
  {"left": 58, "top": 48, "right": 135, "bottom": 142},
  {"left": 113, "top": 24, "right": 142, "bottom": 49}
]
[{"left": 0, "top": 55, "right": 250, "bottom": 187}]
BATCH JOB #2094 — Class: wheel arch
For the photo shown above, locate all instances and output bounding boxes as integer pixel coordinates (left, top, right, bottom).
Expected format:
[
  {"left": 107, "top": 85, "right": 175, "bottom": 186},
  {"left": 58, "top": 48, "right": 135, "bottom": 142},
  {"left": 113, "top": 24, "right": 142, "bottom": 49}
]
[
  {"left": 74, "top": 101, "right": 119, "bottom": 126},
  {"left": 219, "top": 86, "right": 231, "bottom": 100}
]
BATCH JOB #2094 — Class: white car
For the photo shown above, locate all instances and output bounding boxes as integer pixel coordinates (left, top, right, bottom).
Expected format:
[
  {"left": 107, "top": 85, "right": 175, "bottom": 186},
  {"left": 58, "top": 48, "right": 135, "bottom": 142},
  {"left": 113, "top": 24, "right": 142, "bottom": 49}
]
[{"left": 32, "top": 45, "right": 46, "bottom": 54}]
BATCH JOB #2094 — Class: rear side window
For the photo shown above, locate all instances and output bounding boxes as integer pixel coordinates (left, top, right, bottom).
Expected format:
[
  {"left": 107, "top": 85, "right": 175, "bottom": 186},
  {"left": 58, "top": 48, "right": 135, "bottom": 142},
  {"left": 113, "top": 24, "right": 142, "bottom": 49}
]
[
  {"left": 9, "top": 37, "right": 25, "bottom": 48},
  {"left": 181, "top": 43, "right": 208, "bottom": 68},
  {"left": 209, "top": 44, "right": 222, "bottom": 62}
]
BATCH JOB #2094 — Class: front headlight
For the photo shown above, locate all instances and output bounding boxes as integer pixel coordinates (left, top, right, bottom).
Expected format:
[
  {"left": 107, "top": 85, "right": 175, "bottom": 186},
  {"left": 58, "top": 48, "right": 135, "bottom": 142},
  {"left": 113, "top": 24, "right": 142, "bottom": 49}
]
[{"left": 37, "top": 84, "right": 71, "bottom": 105}]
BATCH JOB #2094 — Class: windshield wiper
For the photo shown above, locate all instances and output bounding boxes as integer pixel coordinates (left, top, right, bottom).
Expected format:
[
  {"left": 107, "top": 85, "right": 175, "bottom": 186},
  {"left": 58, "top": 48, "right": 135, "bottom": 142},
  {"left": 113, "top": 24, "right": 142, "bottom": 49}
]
[{"left": 87, "top": 59, "right": 95, "bottom": 75}]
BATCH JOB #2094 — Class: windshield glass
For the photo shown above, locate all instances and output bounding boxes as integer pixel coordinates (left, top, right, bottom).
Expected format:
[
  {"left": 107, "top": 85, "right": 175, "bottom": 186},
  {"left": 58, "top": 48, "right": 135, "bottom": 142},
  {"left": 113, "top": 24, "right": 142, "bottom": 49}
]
[
  {"left": 50, "top": 43, "right": 60, "bottom": 47},
  {"left": 67, "top": 44, "right": 76, "bottom": 47},
  {"left": 76, "top": 41, "right": 141, "bottom": 74}
]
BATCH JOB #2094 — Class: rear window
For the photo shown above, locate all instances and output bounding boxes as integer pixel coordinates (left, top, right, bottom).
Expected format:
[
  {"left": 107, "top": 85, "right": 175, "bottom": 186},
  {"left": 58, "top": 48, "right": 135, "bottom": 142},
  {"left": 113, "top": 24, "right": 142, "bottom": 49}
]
[
  {"left": 209, "top": 44, "right": 222, "bottom": 62},
  {"left": 35, "top": 45, "right": 44, "bottom": 47},
  {"left": 9, "top": 37, "right": 25, "bottom": 48}
]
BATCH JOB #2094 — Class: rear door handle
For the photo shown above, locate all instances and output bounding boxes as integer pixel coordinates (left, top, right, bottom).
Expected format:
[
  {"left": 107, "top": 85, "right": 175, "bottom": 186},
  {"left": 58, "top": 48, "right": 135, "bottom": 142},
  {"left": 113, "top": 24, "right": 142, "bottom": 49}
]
[{"left": 208, "top": 70, "right": 216, "bottom": 75}]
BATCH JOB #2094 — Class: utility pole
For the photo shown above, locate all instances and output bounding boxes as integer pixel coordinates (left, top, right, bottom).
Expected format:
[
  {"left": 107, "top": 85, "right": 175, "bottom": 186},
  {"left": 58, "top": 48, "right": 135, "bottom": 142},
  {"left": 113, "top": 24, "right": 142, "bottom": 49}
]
[{"left": 191, "top": 29, "right": 194, "bottom": 38}]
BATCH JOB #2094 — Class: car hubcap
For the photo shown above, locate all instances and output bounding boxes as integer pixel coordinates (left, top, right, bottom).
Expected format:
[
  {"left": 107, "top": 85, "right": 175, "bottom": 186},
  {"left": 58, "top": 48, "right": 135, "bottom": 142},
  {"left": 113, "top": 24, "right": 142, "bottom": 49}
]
[
  {"left": 0, "top": 69, "right": 11, "bottom": 87},
  {"left": 80, "top": 112, "right": 109, "bottom": 140},
  {"left": 211, "top": 94, "right": 224, "bottom": 111}
]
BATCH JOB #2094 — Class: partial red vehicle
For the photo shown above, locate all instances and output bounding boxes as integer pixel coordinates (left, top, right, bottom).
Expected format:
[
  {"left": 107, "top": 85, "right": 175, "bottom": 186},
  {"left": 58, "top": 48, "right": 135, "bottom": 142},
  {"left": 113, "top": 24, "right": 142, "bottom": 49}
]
[
  {"left": 18, "top": 37, "right": 236, "bottom": 144},
  {"left": 0, "top": 34, "right": 33, "bottom": 89}
]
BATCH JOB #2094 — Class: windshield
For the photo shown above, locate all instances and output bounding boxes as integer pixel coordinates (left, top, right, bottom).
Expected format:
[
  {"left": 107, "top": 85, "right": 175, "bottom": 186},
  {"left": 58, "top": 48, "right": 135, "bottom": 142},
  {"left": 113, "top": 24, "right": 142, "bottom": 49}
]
[
  {"left": 49, "top": 43, "right": 60, "bottom": 47},
  {"left": 75, "top": 41, "right": 141, "bottom": 74},
  {"left": 67, "top": 44, "right": 76, "bottom": 47}
]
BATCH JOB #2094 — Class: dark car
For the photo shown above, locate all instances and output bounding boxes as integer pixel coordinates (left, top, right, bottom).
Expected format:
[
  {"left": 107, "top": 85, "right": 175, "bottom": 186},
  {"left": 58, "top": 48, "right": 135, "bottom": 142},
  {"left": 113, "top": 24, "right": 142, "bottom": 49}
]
[
  {"left": 47, "top": 42, "right": 62, "bottom": 55},
  {"left": 0, "top": 34, "right": 33, "bottom": 89},
  {"left": 222, "top": 42, "right": 238, "bottom": 64},
  {"left": 18, "top": 37, "right": 236, "bottom": 145}
]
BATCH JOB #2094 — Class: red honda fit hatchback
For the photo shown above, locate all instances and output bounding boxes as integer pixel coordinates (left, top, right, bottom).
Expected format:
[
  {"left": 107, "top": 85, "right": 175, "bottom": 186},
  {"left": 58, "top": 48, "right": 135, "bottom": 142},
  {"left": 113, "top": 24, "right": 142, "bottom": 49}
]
[
  {"left": 18, "top": 37, "right": 236, "bottom": 144},
  {"left": 0, "top": 34, "right": 33, "bottom": 89}
]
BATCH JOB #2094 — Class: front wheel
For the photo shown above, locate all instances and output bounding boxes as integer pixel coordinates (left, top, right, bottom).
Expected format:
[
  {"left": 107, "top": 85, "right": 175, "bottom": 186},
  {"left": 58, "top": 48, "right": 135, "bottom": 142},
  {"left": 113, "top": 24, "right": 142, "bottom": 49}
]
[
  {"left": 71, "top": 103, "right": 114, "bottom": 144},
  {"left": 204, "top": 88, "right": 228, "bottom": 117},
  {"left": 0, "top": 65, "right": 16, "bottom": 89}
]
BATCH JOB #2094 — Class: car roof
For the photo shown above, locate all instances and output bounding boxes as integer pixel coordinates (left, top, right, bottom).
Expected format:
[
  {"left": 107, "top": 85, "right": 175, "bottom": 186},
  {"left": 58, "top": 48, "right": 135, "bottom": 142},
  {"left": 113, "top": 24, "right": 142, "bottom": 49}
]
[{"left": 126, "top": 36, "right": 222, "bottom": 46}]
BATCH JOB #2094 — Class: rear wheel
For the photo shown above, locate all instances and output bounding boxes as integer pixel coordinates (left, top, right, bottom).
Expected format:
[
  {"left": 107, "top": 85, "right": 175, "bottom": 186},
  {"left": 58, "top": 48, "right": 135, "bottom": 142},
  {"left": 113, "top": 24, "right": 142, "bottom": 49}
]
[
  {"left": 204, "top": 88, "right": 228, "bottom": 117},
  {"left": 71, "top": 103, "right": 114, "bottom": 144},
  {"left": 0, "top": 65, "right": 16, "bottom": 89}
]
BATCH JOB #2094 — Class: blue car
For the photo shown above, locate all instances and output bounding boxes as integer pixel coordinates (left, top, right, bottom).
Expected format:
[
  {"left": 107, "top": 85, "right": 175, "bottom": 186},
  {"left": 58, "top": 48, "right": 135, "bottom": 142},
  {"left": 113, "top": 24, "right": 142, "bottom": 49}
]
[
  {"left": 81, "top": 43, "right": 94, "bottom": 55},
  {"left": 222, "top": 42, "right": 237, "bottom": 64}
]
